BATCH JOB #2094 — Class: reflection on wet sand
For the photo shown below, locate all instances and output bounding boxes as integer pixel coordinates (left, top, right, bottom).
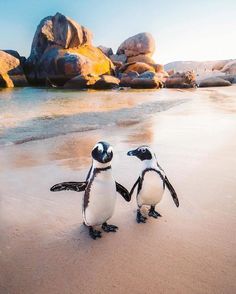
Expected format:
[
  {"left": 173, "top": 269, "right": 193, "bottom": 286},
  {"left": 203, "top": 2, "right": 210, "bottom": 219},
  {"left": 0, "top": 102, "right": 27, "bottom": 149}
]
[
  {"left": 49, "top": 135, "right": 100, "bottom": 170},
  {"left": 124, "top": 120, "right": 155, "bottom": 145}
]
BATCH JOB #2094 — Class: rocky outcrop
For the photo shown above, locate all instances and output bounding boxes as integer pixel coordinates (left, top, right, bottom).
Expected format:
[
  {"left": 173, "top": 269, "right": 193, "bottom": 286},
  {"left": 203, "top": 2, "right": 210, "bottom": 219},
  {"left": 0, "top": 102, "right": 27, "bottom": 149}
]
[
  {"left": 127, "top": 54, "right": 155, "bottom": 64},
  {"left": 221, "top": 60, "right": 236, "bottom": 75},
  {"left": 165, "top": 71, "right": 196, "bottom": 88},
  {"left": 64, "top": 74, "right": 99, "bottom": 89},
  {"left": 110, "top": 54, "right": 127, "bottom": 64},
  {"left": 119, "top": 70, "right": 162, "bottom": 89},
  {"left": 199, "top": 77, "right": 231, "bottom": 87},
  {"left": 212, "top": 60, "right": 234, "bottom": 71},
  {"left": 0, "top": 50, "right": 28, "bottom": 87},
  {"left": 119, "top": 71, "right": 139, "bottom": 87},
  {"left": 64, "top": 74, "right": 120, "bottom": 89},
  {"left": 98, "top": 46, "right": 113, "bottom": 57},
  {"left": 117, "top": 33, "right": 155, "bottom": 57},
  {"left": 119, "top": 62, "right": 155, "bottom": 74},
  {"left": 25, "top": 12, "right": 113, "bottom": 85},
  {"left": 93, "top": 75, "right": 120, "bottom": 89}
]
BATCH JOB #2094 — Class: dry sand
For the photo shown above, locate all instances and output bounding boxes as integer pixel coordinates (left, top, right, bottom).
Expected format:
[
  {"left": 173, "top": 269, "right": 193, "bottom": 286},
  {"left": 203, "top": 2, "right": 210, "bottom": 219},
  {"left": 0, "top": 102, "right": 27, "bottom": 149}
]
[{"left": 1, "top": 87, "right": 236, "bottom": 294}]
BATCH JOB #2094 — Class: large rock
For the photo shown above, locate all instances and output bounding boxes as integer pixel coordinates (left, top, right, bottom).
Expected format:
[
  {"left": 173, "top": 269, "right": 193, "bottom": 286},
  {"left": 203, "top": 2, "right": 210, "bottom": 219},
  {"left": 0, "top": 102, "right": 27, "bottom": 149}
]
[
  {"left": 119, "top": 71, "right": 139, "bottom": 87},
  {"left": 93, "top": 75, "right": 120, "bottom": 89},
  {"left": 0, "top": 50, "right": 28, "bottom": 87},
  {"left": 127, "top": 54, "right": 155, "bottom": 64},
  {"left": 25, "top": 13, "right": 113, "bottom": 85},
  {"left": 110, "top": 54, "right": 127, "bottom": 64},
  {"left": 212, "top": 60, "right": 234, "bottom": 71},
  {"left": 221, "top": 60, "right": 236, "bottom": 75},
  {"left": 131, "top": 76, "right": 162, "bottom": 89},
  {"left": 199, "top": 77, "right": 231, "bottom": 87},
  {"left": 29, "top": 46, "right": 113, "bottom": 86},
  {"left": 117, "top": 33, "right": 155, "bottom": 57},
  {"left": 120, "top": 62, "right": 155, "bottom": 74},
  {"left": 98, "top": 46, "right": 113, "bottom": 57},
  {"left": 64, "top": 74, "right": 99, "bottom": 89},
  {"left": 165, "top": 71, "right": 196, "bottom": 88}
]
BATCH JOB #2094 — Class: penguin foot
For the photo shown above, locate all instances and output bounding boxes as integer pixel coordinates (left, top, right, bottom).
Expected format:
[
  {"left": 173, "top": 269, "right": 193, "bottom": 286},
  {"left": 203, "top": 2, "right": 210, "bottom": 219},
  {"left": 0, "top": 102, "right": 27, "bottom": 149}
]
[
  {"left": 136, "top": 210, "right": 147, "bottom": 223},
  {"left": 102, "top": 222, "right": 118, "bottom": 232},
  {"left": 89, "top": 227, "right": 102, "bottom": 240},
  {"left": 148, "top": 206, "right": 162, "bottom": 218}
]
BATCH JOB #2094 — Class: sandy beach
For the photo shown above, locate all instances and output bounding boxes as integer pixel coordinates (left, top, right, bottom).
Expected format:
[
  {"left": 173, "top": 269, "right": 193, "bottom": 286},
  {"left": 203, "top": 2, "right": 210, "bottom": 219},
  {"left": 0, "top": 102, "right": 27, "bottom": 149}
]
[{"left": 1, "top": 86, "right": 236, "bottom": 294}]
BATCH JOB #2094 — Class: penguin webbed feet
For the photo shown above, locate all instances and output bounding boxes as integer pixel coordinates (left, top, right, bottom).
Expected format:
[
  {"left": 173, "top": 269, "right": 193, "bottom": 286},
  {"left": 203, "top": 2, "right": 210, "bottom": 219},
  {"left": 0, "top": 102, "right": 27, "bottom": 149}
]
[
  {"left": 89, "top": 227, "right": 102, "bottom": 240},
  {"left": 148, "top": 206, "right": 162, "bottom": 218},
  {"left": 136, "top": 209, "right": 147, "bottom": 223},
  {"left": 102, "top": 222, "right": 118, "bottom": 233}
]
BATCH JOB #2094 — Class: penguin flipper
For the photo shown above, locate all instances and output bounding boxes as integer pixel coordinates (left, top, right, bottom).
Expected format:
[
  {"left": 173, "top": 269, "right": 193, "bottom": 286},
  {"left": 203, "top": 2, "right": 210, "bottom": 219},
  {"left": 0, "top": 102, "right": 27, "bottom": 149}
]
[
  {"left": 164, "top": 176, "right": 179, "bottom": 207},
  {"left": 115, "top": 182, "right": 131, "bottom": 202},
  {"left": 130, "top": 177, "right": 141, "bottom": 196},
  {"left": 50, "top": 181, "right": 87, "bottom": 192}
]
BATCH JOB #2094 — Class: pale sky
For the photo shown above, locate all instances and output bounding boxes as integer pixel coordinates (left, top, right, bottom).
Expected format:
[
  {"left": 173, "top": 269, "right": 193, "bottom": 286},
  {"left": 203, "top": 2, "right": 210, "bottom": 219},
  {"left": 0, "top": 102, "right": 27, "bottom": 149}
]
[{"left": 0, "top": 0, "right": 235, "bottom": 64}]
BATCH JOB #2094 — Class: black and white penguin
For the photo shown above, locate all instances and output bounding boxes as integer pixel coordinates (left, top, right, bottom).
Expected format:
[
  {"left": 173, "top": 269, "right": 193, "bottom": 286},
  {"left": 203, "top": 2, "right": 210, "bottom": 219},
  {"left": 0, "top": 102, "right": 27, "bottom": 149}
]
[
  {"left": 51, "top": 141, "right": 130, "bottom": 239},
  {"left": 127, "top": 146, "right": 179, "bottom": 223}
]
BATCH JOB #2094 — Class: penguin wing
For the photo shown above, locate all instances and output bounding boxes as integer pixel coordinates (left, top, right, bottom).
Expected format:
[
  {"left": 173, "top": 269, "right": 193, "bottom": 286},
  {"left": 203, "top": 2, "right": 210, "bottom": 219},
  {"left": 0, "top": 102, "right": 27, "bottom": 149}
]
[
  {"left": 164, "top": 176, "right": 179, "bottom": 207},
  {"left": 130, "top": 177, "right": 141, "bottom": 197},
  {"left": 50, "top": 181, "right": 87, "bottom": 192},
  {"left": 115, "top": 182, "right": 131, "bottom": 202}
]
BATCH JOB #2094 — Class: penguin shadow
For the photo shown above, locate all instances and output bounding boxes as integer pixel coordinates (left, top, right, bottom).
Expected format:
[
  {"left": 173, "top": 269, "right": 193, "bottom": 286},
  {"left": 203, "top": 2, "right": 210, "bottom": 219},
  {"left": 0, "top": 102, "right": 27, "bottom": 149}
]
[{"left": 59, "top": 223, "right": 119, "bottom": 249}]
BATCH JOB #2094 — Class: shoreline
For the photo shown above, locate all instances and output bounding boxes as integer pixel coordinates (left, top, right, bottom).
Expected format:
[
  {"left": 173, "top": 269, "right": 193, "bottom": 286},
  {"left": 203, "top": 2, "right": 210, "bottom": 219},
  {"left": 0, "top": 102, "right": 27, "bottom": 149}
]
[{"left": 1, "top": 87, "right": 236, "bottom": 293}]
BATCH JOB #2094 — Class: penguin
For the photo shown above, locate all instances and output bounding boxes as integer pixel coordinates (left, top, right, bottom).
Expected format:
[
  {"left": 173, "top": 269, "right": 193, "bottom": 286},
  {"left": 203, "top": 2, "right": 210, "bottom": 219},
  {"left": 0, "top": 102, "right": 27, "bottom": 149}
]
[
  {"left": 50, "top": 141, "right": 130, "bottom": 239},
  {"left": 127, "top": 146, "right": 179, "bottom": 223}
]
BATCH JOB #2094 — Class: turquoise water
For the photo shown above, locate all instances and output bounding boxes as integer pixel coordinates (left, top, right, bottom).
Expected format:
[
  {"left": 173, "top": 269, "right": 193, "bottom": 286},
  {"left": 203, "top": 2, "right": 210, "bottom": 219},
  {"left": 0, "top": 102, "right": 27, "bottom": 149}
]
[{"left": 0, "top": 87, "right": 187, "bottom": 146}]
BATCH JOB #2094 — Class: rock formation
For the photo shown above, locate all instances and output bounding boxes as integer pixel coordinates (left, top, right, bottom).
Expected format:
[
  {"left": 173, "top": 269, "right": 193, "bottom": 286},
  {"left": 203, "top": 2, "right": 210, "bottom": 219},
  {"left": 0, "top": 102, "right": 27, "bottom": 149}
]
[
  {"left": 199, "top": 77, "right": 232, "bottom": 87},
  {"left": 165, "top": 71, "right": 196, "bottom": 88},
  {"left": 25, "top": 12, "right": 114, "bottom": 86},
  {"left": 0, "top": 50, "right": 28, "bottom": 87}
]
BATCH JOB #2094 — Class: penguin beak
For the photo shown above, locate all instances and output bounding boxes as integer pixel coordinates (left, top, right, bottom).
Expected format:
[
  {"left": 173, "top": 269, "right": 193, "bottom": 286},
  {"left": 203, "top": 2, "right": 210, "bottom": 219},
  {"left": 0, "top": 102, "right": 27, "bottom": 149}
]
[{"left": 127, "top": 149, "right": 137, "bottom": 157}]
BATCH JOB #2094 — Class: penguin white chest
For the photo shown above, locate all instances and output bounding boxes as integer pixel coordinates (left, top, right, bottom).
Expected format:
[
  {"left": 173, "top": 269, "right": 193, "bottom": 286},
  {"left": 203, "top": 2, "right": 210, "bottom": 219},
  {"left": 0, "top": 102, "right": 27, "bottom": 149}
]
[
  {"left": 138, "top": 172, "right": 164, "bottom": 206},
  {"left": 83, "top": 171, "right": 117, "bottom": 226}
]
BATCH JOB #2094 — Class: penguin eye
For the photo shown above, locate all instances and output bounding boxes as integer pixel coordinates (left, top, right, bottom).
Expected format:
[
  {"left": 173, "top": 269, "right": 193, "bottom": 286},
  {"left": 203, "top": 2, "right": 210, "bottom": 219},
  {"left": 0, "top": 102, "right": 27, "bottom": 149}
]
[
  {"left": 140, "top": 148, "right": 146, "bottom": 153},
  {"left": 107, "top": 146, "right": 113, "bottom": 154}
]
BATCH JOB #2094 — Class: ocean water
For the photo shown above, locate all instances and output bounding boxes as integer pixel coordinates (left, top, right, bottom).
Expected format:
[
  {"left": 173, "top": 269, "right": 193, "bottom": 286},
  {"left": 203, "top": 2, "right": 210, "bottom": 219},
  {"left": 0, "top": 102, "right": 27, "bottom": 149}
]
[
  {"left": 0, "top": 86, "right": 235, "bottom": 147},
  {"left": 0, "top": 87, "right": 189, "bottom": 146}
]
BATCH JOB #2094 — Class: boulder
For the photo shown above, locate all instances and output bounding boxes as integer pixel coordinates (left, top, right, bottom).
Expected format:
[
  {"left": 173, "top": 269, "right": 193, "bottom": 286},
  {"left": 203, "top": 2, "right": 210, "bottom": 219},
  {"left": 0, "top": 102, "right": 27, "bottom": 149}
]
[
  {"left": 165, "top": 71, "right": 196, "bottom": 88},
  {"left": 110, "top": 54, "right": 127, "bottom": 64},
  {"left": 98, "top": 46, "right": 113, "bottom": 57},
  {"left": 117, "top": 33, "right": 155, "bottom": 57},
  {"left": 29, "top": 12, "right": 92, "bottom": 63},
  {"left": 0, "top": 50, "right": 28, "bottom": 87},
  {"left": 119, "top": 71, "right": 139, "bottom": 87},
  {"left": 199, "top": 77, "right": 231, "bottom": 87},
  {"left": 139, "top": 71, "right": 156, "bottom": 79},
  {"left": 127, "top": 54, "right": 155, "bottom": 64},
  {"left": 120, "top": 62, "right": 155, "bottom": 74},
  {"left": 28, "top": 46, "right": 113, "bottom": 86},
  {"left": 64, "top": 74, "right": 99, "bottom": 89},
  {"left": 131, "top": 77, "right": 162, "bottom": 89},
  {"left": 93, "top": 75, "right": 120, "bottom": 89},
  {"left": 0, "top": 73, "right": 14, "bottom": 87},
  {"left": 212, "top": 60, "right": 233, "bottom": 71},
  {"left": 221, "top": 60, "right": 236, "bottom": 75},
  {"left": 25, "top": 13, "right": 113, "bottom": 85}
]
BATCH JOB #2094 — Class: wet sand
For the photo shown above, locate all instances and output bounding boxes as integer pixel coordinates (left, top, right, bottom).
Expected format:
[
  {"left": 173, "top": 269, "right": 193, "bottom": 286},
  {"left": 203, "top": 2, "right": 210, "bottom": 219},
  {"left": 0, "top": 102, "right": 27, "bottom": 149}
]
[{"left": 1, "top": 87, "right": 236, "bottom": 294}]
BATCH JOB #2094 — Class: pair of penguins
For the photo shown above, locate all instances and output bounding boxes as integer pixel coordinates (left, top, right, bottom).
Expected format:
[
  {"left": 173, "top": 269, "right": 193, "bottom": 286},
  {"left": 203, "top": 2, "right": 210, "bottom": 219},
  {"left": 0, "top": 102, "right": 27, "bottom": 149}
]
[{"left": 51, "top": 141, "right": 179, "bottom": 240}]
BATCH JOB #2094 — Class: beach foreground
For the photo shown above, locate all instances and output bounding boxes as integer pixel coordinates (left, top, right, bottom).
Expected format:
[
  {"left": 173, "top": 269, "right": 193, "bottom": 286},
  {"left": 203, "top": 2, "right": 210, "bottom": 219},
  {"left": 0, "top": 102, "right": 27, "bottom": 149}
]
[{"left": 1, "top": 87, "right": 236, "bottom": 294}]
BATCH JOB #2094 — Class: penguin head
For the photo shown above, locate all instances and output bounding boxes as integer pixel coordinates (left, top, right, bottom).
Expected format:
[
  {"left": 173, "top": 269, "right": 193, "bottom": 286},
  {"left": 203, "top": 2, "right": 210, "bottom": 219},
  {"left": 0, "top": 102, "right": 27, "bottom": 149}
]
[
  {"left": 92, "top": 141, "right": 113, "bottom": 164},
  {"left": 127, "top": 145, "right": 153, "bottom": 161}
]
